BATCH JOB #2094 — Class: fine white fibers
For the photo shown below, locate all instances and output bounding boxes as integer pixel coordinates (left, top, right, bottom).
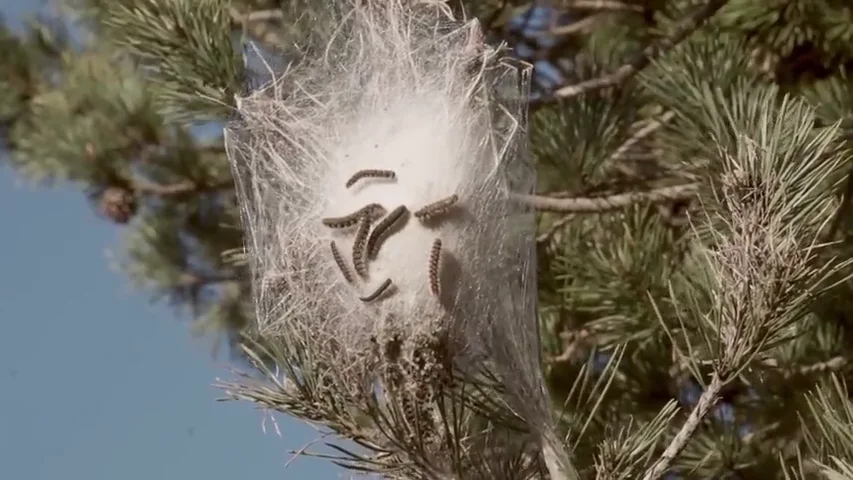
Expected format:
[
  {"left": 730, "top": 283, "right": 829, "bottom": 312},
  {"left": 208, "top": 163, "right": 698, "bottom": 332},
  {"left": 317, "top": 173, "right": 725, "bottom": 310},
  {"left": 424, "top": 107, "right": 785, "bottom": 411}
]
[
  {"left": 228, "top": 0, "right": 520, "bottom": 345},
  {"left": 321, "top": 93, "right": 489, "bottom": 324},
  {"left": 225, "top": 0, "right": 565, "bottom": 474}
]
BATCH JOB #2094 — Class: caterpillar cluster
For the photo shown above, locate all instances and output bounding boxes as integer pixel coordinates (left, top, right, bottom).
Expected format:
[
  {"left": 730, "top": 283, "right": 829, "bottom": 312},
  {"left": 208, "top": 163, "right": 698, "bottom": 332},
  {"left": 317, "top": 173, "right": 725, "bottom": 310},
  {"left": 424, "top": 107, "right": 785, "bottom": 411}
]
[{"left": 321, "top": 169, "right": 460, "bottom": 304}]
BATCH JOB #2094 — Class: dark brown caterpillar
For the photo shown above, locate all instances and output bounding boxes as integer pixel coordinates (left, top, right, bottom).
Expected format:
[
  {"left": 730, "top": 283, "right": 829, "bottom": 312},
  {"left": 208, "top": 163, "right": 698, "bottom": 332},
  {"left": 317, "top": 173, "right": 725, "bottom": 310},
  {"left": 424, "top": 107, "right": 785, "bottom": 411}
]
[
  {"left": 366, "top": 205, "right": 408, "bottom": 258},
  {"left": 414, "top": 194, "right": 459, "bottom": 220},
  {"left": 329, "top": 241, "right": 354, "bottom": 284},
  {"left": 352, "top": 213, "right": 372, "bottom": 277},
  {"left": 428, "top": 239, "right": 442, "bottom": 296},
  {"left": 322, "top": 203, "right": 385, "bottom": 228},
  {"left": 402, "top": 385, "right": 434, "bottom": 440},
  {"left": 345, "top": 169, "right": 396, "bottom": 188},
  {"left": 360, "top": 278, "right": 393, "bottom": 302}
]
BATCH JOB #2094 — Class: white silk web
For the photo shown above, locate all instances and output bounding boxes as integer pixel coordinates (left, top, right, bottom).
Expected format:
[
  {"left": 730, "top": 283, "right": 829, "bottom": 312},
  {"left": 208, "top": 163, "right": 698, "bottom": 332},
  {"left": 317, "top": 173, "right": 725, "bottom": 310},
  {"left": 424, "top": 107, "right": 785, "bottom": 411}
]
[{"left": 224, "top": 1, "right": 573, "bottom": 477}]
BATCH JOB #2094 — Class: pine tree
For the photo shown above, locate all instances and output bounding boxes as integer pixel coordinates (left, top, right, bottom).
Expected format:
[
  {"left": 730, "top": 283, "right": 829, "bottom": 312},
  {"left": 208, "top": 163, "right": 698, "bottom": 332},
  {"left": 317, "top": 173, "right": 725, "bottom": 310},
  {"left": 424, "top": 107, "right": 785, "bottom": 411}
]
[{"left": 3, "top": 0, "right": 853, "bottom": 478}]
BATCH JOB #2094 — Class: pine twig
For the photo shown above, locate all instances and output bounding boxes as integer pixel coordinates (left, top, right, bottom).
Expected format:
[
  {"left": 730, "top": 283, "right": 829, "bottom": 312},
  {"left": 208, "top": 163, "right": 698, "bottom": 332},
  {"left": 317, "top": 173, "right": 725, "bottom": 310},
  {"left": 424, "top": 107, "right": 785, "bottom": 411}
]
[
  {"left": 537, "top": 214, "right": 576, "bottom": 244},
  {"left": 515, "top": 183, "right": 698, "bottom": 213},
  {"left": 566, "top": 0, "right": 644, "bottom": 12},
  {"left": 759, "top": 356, "right": 850, "bottom": 378},
  {"left": 551, "top": 15, "right": 601, "bottom": 36},
  {"left": 132, "top": 179, "right": 234, "bottom": 197},
  {"left": 608, "top": 111, "right": 676, "bottom": 164},
  {"left": 548, "top": 329, "right": 593, "bottom": 365},
  {"left": 176, "top": 272, "right": 239, "bottom": 288},
  {"left": 232, "top": 9, "right": 284, "bottom": 23},
  {"left": 797, "top": 357, "right": 849, "bottom": 376},
  {"left": 229, "top": 7, "right": 287, "bottom": 47},
  {"left": 482, "top": 0, "right": 509, "bottom": 32},
  {"left": 824, "top": 164, "right": 853, "bottom": 241},
  {"left": 537, "top": 0, "right": 729, "bottom": 103},
  {"left": 542, "top": 433, "right": 581, "bottom": 480},
  {"left": 641, "top": 374, "right": 724, "bottom": 480}
]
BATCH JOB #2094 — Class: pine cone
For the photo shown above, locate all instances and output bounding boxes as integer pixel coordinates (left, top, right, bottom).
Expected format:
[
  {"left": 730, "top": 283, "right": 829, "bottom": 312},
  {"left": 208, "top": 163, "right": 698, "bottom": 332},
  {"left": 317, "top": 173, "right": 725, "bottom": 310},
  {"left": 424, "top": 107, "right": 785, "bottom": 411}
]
[{"left": 98, "top": 186, "right": 137, "bottom": 224}]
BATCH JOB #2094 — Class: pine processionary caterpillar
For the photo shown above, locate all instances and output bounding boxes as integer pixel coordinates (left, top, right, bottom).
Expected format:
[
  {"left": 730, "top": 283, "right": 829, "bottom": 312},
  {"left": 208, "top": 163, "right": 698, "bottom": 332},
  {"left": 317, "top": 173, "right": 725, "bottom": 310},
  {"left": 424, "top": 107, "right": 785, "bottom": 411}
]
[
  {"left": 329, "top": 241, "right": 354, "bottom": 283},
  {"left": 352, "top": 213, "right": 371, "bottom": 277},
  {"left": 366, "top": 205, "right": 408, "bottom": 258},
  {"left": 428, "top": 238, "right": 442, "bottom": 296},
  {"left": 360, "top": 278, "right": 393, "bottom": 302},
  {"left": 345, "top": 169, "right": 396, "bottom": 188},
  {"left": 414, "top": 194, "right": 459, "bottom": 220},
  {"left": 322, "top": 203, "right": 386, "bottom": 228}
]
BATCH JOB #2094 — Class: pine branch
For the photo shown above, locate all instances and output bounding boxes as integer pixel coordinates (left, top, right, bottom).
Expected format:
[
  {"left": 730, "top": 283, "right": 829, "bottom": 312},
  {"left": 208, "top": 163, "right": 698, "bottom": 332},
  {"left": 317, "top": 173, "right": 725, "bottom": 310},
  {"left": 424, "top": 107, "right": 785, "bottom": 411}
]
[
  {"left": 13, "top": 0, "right": 853, "bottom": 476},
  {"left": 640, "top": 374, "right": 724, "bottom": 480},
  {"left": 533, "top": 0, "right": 729, "bottom": 106},
  {"left": 101, "top": 0, "right": 242, "bottom": 123},
  {"left": 515, "top": 183, "right": 698, "bottom": 213}
]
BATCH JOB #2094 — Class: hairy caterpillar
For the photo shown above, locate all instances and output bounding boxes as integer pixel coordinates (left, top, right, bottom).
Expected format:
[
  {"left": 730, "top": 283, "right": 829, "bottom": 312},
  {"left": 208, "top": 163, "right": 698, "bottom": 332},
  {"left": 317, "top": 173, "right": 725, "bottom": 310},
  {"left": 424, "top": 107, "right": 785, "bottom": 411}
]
[
  {"left": 322, "top": 203, "right": 386, "bottom": 228},
  {"left": 345, "top": 169, "right": 396, "bottom": 188},
  {"left": 414, "top": 194, "right": 459, "bottom": 220},
  {"left": 352, "top": 213, "right": 372, "bottom": 277},
  {"left": 366, "top": 205, "right": 408, "bottom": 258},
  {"left": 360, "top": 278, "right": 393, "bottom": 302},
  {"left": 428, "top": 238, "right": 442, "bottom": 296},
  {"left": 329, "top": 240, "right": 354, "bottom": 284}
]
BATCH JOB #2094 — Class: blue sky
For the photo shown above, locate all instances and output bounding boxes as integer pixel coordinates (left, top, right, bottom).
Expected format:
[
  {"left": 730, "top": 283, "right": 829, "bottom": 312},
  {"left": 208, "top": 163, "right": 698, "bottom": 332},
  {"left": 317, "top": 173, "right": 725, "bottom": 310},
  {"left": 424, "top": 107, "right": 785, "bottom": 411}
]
[{"left": 0, "top": 2, "right": 343, "bottom": 479}]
